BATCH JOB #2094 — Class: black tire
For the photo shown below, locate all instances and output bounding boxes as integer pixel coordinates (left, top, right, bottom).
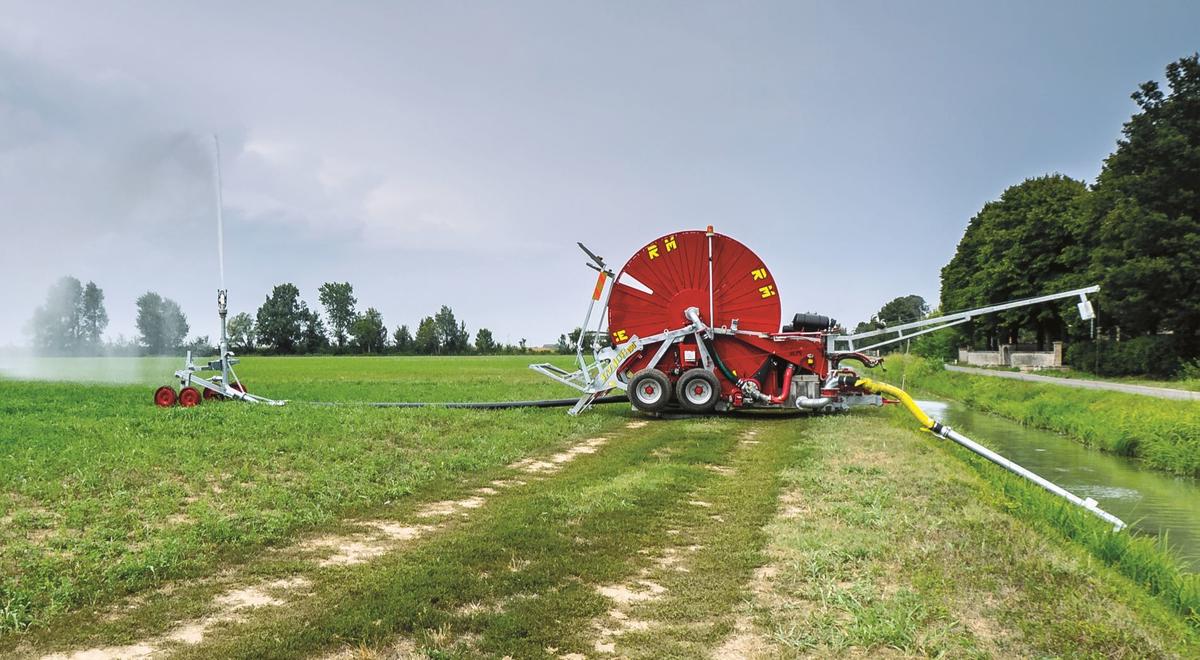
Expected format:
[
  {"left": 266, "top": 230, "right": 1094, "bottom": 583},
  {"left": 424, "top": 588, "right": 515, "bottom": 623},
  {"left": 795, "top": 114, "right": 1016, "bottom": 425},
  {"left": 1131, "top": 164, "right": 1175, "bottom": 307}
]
[
  {"left": 628, "top": 368, "right": 672, "bottom": 413},
  {"left": 675, "top": 368, "right": 721, "bottom": 413}
]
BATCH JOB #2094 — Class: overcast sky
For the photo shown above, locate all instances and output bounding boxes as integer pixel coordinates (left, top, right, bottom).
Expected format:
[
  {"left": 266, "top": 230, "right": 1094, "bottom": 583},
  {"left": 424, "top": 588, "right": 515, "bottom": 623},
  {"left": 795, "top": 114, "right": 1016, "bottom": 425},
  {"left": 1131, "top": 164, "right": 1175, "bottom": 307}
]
[{"left": 1, "top": 1, "right": 1197, "bottom": 348}]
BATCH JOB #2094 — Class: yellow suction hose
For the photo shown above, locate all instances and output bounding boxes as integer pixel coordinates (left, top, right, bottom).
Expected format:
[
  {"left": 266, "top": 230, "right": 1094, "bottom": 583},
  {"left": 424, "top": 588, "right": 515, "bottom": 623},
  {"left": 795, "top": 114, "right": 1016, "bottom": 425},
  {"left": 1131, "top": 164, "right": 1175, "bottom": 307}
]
[{"left": 855, "top": 377, "right": 937, "bottom": 430}]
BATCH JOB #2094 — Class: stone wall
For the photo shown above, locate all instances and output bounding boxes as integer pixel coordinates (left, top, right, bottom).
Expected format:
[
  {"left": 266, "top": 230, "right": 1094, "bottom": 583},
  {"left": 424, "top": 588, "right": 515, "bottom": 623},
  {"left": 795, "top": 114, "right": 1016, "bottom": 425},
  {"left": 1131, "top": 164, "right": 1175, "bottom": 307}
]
[{"left": 957, "top": 342, "right": 1063, "bottom": 369}]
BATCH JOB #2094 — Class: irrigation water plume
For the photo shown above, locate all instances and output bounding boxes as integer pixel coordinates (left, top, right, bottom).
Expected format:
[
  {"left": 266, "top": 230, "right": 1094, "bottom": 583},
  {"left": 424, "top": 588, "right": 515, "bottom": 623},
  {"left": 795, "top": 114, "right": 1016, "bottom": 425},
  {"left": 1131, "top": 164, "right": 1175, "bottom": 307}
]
[{"left": 152, "top": 134, "right": 283, "bottom": 408}]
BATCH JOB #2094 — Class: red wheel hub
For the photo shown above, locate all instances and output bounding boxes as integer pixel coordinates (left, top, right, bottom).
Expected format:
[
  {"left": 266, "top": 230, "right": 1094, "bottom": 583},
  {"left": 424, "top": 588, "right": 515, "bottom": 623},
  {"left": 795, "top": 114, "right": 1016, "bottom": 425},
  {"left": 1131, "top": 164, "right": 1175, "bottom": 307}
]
[
  {"left": 179, "top": 386, "right": 201, "bottom": 408},
  {"left": 154, "top": 386, "right": 177, "bottom": 408}
]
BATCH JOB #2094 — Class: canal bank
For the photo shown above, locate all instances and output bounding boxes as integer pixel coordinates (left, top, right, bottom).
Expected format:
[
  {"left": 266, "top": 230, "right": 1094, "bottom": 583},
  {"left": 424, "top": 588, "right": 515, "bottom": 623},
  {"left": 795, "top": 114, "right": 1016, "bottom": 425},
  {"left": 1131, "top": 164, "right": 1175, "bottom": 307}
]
[
  {"left": 875, "top": 356, "right": 1200, "bottom": 477},
  {"left": 921, "top": 398, "right": 1200, "bottom": 572}
]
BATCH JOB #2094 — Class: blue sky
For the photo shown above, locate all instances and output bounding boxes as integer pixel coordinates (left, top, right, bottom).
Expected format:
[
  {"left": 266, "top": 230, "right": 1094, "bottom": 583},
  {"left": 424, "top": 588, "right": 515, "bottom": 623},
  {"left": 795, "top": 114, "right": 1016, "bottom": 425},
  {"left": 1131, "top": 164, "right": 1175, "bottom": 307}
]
[{"left": 1, "top": 1, "right": 1197, "bottom": 347}]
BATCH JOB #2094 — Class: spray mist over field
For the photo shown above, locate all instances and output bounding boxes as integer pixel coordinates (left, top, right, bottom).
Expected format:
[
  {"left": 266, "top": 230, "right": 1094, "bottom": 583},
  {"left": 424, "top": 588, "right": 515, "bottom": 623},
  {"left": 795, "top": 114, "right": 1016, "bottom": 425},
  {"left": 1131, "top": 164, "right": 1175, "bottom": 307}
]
[{"left": 0, "top": 350, "right": 174, "bottom": 384}]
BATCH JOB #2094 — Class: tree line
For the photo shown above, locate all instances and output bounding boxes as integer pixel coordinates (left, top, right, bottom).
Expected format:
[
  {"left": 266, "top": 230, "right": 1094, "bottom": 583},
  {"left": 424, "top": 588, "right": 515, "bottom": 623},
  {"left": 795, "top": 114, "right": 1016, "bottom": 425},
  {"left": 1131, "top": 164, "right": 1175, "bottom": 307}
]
[
  {"left": 27, "top": 278, "right": 530, "bottom": 356},
  {"left": 931, "top": 54, "right": 1200, "bottom": 376}
]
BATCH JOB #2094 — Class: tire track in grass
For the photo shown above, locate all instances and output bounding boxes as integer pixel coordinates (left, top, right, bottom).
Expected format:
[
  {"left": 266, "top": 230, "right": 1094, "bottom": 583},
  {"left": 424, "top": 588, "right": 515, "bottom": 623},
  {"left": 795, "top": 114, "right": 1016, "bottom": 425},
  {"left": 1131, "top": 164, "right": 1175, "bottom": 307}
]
[
  {"left": 25, "top": 433, "right": 618, "bottom": 660},
  {"left": 160, "top": 416, "right": 751, "bottom": 658},
  {"left": 579, "top": 424, "right": 797, "bottom": 658}
]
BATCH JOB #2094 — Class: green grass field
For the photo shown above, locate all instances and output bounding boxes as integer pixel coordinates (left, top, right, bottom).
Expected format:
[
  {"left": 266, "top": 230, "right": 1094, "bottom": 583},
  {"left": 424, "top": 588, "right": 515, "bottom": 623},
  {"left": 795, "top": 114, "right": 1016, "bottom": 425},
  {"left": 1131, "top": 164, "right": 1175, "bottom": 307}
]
[{"left": 2, "top": 356, "right": 1197, "bottom": 658}]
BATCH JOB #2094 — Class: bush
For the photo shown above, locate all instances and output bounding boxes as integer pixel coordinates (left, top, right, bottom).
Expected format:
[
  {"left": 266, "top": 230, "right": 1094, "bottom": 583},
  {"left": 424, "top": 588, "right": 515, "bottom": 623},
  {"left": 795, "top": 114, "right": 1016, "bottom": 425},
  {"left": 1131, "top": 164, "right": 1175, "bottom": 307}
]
[
  {"left": 910, "top": 327, "right": 958, "bottom": 361},
  {"left": 1064, "top": 336, "right": 1183, "bottom": 377},
  {"left": 1181, "top": 359, "right": 1200, "bottom": 381}
]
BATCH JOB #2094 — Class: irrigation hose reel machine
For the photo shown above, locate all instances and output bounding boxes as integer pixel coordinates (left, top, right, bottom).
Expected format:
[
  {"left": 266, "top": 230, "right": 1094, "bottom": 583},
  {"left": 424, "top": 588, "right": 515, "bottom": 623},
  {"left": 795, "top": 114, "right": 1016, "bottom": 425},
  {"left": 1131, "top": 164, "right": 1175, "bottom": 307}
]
[{"left": 531, "top": 227, "right": 1099, "bottom": 418}]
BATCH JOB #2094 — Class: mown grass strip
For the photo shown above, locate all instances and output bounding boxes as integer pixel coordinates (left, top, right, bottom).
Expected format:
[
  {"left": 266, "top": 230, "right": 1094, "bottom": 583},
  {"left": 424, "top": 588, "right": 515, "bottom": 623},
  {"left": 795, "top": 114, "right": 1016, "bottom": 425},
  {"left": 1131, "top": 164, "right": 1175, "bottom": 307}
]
[
  {"left": 168, "top": 417, "right": 742, "bottom": 658},
  {"left": 592, "top": 419, "right": 801, "bottom": 657}
]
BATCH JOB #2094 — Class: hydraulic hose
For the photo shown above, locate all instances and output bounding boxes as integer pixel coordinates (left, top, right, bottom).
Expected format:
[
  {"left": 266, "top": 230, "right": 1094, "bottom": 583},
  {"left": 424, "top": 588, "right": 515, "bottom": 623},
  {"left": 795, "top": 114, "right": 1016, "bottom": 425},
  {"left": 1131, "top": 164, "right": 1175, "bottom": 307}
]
[
  {"left": 704, "top": 337, "right": 739, "bottom": 383},
  {"left": 855, "top": 377, "right": 1127, "bottom": 531}
]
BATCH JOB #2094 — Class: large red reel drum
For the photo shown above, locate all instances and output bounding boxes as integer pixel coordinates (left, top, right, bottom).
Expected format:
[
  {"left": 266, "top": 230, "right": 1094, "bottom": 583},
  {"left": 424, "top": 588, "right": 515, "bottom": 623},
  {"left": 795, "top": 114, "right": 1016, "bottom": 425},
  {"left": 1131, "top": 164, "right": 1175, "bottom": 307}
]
[{"left": 606, "top": 230, "right": 781, "bottom": 343}]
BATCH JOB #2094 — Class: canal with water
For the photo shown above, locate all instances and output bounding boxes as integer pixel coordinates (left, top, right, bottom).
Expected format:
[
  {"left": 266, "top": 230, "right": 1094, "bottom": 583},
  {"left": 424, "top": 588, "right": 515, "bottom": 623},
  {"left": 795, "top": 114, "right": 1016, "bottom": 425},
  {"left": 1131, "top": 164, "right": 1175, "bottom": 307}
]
[{"left": 919, "top": 399, "right": 1200, "bottom": 572}]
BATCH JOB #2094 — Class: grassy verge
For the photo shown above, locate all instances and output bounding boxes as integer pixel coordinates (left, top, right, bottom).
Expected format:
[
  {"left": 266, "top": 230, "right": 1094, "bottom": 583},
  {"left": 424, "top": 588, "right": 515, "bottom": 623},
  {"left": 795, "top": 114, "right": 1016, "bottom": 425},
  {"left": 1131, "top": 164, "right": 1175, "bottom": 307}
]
[
  {"left": 971, "top": 365, "right": 1200, "bottom": 392},
  {"left": 756, "top": 411, "right": 1199, "bottom": 656},
  {"left": 877, "top": 355, "right": 1200, "bottom": 477},
  {"left": 1017, "top": 367, "right": 1200, "bottom": 393},
  {"left": 0, "top": 356, "right": 609, "bottom": 635},
  {"left": 931, "top": 403, "right": 1200, "bottom": 629}
]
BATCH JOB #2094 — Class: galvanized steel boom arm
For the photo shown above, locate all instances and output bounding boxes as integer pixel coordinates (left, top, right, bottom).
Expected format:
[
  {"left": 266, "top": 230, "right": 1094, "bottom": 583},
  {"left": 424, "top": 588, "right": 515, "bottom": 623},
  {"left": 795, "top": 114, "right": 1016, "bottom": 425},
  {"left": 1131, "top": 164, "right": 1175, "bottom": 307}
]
[{"left": 830, "top": 286, "right": 1099, "bottom": 354}]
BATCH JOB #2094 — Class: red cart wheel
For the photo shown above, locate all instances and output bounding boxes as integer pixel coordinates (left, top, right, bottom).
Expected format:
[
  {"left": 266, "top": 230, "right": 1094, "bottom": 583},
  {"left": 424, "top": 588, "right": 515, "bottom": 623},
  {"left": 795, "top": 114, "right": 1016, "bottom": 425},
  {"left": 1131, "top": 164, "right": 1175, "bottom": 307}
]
[
  {"left": 203, "top": 388, "right": 219, "bottom": 401},
  {"left": 179, "top": 387, "right": 202, "bottom": 407},
  {"left": 154, "top": 386, "right": 177, "bottom": 408}
]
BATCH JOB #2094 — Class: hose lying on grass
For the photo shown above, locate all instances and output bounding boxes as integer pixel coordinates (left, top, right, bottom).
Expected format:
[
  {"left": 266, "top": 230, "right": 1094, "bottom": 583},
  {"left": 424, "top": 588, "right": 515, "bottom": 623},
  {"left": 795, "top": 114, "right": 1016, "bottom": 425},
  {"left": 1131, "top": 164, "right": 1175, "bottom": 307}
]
[{"left": 303, "top": 395, "right": 628, "bottom": 409}]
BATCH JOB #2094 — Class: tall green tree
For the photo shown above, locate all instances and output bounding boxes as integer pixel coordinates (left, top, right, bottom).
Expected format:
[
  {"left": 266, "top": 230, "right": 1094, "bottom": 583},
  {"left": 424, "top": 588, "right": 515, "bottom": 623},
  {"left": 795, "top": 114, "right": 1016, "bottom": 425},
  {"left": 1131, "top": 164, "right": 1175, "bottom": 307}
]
[
  {"left": 433, "top": 306, "right": 469, "bottom": 354},
  {"left": 1090, "top": 54, "right": 1200, "bottom": 346},
  {"left": 414, "top": 316, "right": 439, "bottom": 354},
  {"left": 474, "top": 328, "right": 497, "bottom": 353},
  {"left": 852, "top": 295, "right": 929, "bottom": 352},
  {"left": 941, "top": 175, "right": 1092, "bottom": 348},
  {"left": 318, "top": 282, "right": 357, "bottom": 351},
  {"left": 226, "top": 312, "right": 256, "bottom": 352},
  {"left": 30, "top": 276, "right": 85, "bottom": 354},
  {"left": 255, "top": 283, "right": 305, "bottom": 353},
  {"left": 300, "top": 306, "right": 330, "bottom": 353},
  {"left": 135, "top": 291, "right": 189, "bottom": 355},
  {"left": 350, "top": 308, "right": 387, "bottom": 353},
  {"left": 80, "top": 282, "right": 108, "bottom": 350},
  {"left": 393, "top": 324, "right": 413, "bottom": 354}
]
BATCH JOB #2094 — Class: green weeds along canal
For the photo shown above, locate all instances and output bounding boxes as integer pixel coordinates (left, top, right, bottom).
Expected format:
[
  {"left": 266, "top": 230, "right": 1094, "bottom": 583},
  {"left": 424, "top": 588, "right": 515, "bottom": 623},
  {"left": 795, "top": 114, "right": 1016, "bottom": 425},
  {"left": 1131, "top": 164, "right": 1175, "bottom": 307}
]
[
  {"left": 1, "top": 356, "right": 1198, "bottom": 656},
  {"left": 880, "top": 355, "right": 1200, "bottom": 477}
]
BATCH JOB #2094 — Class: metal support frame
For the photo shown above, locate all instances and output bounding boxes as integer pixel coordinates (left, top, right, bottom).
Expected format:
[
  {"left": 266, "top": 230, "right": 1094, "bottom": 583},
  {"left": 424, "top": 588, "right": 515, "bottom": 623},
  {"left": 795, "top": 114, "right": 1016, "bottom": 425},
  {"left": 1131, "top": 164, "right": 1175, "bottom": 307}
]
[
  {"left": 830, "top": 286, "right": 1100, "bottom": 354},
  {"left": 172, "top": 289, "right": 284, "bottom": 405}
]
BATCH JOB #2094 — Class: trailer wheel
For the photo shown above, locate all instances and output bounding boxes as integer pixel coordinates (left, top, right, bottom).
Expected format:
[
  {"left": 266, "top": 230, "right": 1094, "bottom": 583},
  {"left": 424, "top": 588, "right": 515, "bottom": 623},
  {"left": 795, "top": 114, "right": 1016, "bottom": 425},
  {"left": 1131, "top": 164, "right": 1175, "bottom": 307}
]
[
  {"left": 675, "top": 368, "right": 720, "bottom": 413},
  {"left": 154, "top": 386, "right": 177, "bottom": 408},
  {"left": 179, "top": 387, "right": 202, "bottom": 408},
  {"left": 628, "top": 368, "right": 671, "bottom": 413},
  {"left": 203, "top": 388, "right": 219, "bottom": 401}
]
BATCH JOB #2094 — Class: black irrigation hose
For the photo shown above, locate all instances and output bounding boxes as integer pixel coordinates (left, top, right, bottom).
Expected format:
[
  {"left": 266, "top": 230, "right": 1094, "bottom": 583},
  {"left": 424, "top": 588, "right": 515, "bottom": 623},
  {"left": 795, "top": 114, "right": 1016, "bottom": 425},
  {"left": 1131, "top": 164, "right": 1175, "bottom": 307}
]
[{"left": 302, "top": 395, "right": 628, "bottom": 409}]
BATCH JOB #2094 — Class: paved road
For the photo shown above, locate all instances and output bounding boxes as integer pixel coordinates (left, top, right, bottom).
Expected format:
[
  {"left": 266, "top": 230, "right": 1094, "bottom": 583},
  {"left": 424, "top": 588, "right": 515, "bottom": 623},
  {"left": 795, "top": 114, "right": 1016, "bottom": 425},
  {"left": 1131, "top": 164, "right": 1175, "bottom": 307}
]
[{"left": 944, "top": 364, "right": 1200, "bottom": 401}]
